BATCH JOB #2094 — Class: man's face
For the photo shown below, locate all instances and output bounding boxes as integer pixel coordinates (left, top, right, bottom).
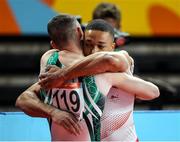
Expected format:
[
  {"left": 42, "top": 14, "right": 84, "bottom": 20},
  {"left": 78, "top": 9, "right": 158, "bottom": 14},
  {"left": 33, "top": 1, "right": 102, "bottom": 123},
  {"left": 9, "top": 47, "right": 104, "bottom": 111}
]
[{"left": 83, "top": 30, "right": 114, "bottom": 56}]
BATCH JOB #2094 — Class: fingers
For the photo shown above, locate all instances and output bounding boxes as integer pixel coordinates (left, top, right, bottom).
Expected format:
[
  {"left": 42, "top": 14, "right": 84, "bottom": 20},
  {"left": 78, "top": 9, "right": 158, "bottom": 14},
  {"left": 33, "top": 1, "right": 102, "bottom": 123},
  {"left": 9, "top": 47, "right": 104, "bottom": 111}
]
[
  {"left": 51, "top": 110, "right": 82, "bottom": 136},
  {"left": 39, "top": 77, "right": 47, "bottom": 85},
  {"left": 61, "top": 120, "right": 77, "bottom": 136},
  {"left": 39, "top": 78, "right": 47, "bottom": 86},
  {"left": 38, "top": 73, "right": 52, "bottom": 89},
  {"left": 38, "top": 77, "right": 53, "bottom": 89},
  {"left": 65, "top": 119, "right": 79, "bottom": 136},
  {"left": 45, "top": 65, "right": 58, "bottom": 72},
  {"left": 58, "top": 113, "right": 82, "bottom": 136},
  {"left": 45, "top": 66, "right": 51, "bottom": 72},
  {"left": 39, "top": 80, "right": 52, "bottom": 90},
  {"left": 62, "top": 118, "right": 81, "bottom": 136},
  {"left": 67, "top": 117, "right": 82, "bottom": 135},
  {"left": 69, "top": 114, "right": 83, "bottom": 131},
  {"left": 70, "top": 113, "right": 79, "bottom": 122},
  {"left": 39, "top": 73, "right": 48, "bottom": 80}
]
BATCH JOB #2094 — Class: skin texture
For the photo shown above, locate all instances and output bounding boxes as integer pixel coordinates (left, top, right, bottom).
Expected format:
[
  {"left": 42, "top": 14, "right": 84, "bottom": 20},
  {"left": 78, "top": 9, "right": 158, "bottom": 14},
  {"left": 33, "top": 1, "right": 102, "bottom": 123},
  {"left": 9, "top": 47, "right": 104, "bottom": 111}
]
[
  {"left": 39, "top": 29, "right": 159, "bottom": 100},
  {"left": 83, "top": 30, "right": 115, "bottom": 56}
]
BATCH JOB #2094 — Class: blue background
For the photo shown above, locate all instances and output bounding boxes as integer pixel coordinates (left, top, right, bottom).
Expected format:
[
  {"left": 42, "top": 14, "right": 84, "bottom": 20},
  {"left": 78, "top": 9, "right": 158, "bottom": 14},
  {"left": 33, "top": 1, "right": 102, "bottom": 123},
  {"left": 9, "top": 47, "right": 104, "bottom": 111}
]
[{"left": 0, "top": 111, "right": 180, "bottom": 141}]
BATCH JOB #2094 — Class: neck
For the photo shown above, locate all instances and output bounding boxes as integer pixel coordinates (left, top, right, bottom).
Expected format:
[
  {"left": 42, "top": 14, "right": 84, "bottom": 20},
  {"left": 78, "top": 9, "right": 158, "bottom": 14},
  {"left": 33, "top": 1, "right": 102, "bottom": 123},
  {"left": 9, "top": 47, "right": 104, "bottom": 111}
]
[
  {"left": 61, "top": 40, "right": 83, "bottom": 55},
  {"left": 58, "top": 41, "right": 84, "bottom": 66}
]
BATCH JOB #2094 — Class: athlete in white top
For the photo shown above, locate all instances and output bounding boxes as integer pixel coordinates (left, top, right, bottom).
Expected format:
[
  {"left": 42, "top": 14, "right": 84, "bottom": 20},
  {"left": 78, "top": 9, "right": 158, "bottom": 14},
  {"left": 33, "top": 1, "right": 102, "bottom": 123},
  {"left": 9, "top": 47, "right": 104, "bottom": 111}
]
[
  {"left": 84, "top": 20, "right": 159, "bottom": 142},
  {"left": 40, "top": 19, "right": 159, "bottom": 141}
]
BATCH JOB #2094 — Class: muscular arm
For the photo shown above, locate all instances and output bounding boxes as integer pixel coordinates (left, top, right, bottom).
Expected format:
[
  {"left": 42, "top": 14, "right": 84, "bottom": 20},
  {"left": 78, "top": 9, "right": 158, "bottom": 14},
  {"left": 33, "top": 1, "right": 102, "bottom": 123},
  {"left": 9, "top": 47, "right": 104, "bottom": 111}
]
[
  {"left": 15, "top": 82, "right": 56, "bottom": 117},
  {"left": 65, "top": 51, "right": 131, "bottom": 77},
  {"left": 15, "top": 82, "right": 82, "bottom": 135},
  {"left": 16, "top": 50, "right": 84, "bottom": 135},
  {"left": 39, "top": 50, "right": 132, "bottom": 89},
  {"left": 15, "top": 49, "right": 62, "bottom": 117},
  {"left": 104, "top": 72, "right": 160, "bottom": 100}
]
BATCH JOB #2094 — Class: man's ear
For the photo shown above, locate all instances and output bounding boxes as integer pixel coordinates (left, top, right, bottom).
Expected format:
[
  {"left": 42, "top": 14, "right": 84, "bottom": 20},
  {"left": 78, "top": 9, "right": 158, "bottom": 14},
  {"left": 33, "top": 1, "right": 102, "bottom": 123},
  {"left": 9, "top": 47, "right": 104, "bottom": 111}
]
[
  {"left": 50, "top": 40, "right": 58, "bottom": 49},
  {"left": 77, "top": 27, "right": 83, "bottom": 40},
  {"left": 112, "top": 42, "right": 116, "bottom": 49}
]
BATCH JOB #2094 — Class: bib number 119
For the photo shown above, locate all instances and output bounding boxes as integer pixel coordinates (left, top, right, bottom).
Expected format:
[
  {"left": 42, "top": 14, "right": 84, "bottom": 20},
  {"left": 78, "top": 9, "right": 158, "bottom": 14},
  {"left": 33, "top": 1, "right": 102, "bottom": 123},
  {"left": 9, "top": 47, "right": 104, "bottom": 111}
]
[{"left": 60, "top": 90, "right": 80, "bottom": 112}]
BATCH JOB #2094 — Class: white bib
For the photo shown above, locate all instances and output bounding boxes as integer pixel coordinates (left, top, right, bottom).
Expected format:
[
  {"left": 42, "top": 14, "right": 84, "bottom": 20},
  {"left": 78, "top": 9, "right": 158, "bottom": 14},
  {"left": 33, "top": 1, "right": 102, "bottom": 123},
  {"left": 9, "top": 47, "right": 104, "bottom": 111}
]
[{"left": 49, "top": 87, "right": 84, "bottom": 120}]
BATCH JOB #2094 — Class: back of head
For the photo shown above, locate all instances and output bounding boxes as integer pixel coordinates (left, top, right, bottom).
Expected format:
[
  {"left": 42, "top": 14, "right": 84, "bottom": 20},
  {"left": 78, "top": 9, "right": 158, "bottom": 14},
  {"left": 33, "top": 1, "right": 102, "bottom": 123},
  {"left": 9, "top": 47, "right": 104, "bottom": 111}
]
[
  {"left": 86, "top": 19, "right": 114, "bottom": 40},
  {"left": 47, "top": 14, "right": 78, "bottom": 48},
  {"left": 93, "top": 2, "right": 121, "bottom": 29}
]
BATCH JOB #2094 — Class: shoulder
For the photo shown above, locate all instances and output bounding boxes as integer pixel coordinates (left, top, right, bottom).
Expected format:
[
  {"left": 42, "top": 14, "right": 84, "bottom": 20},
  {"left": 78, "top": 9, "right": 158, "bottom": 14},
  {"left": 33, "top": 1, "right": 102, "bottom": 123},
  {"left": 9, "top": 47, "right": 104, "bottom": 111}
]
[
  {"left": 41, "top": 49, "right": 59, "bottom": 64},
  {"left": 40, "top": 49, "right": 59, "bottom": 73},
  {"left": 41, "top": 49, "right": 58, "bottom": 61}
]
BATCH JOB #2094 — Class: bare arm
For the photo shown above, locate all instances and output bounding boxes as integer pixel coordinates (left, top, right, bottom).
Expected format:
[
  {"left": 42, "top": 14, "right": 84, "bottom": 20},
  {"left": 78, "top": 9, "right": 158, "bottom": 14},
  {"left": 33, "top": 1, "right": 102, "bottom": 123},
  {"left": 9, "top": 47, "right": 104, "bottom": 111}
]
[
  {"left": 104, "top": 72, "right": 160, "bottom": 100},
  {"left": 15, "top": 82, "right": 82, "bottom": 135},
  {"left": 67, "top": 50, "right": 131, "bottom": 75},
  {"left": 15, "top": 82, "right": 55, "bottom": 117},
  {"left": 70, "top": 50, "right": 132, "bottom": 74},
  {"left": 16, "top": 49, "right": 61, "bottom": 117},
  {"left": 39, "top": 50, "right": 132, "bottom": 89}
]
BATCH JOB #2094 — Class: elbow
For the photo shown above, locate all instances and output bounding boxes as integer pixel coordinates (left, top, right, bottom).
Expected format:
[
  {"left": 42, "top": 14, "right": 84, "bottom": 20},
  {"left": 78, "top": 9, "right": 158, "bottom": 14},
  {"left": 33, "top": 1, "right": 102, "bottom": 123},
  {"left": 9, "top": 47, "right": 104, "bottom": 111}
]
[
  {"left": 146, "top": 86, "right": 160, "bottom": 100},
  {"left": 152, "top": 86, "right": 160, "bottom": 99},
  {"left": 15, "top": 93, "right": 27, "bottom": 110},
  {"left": 15, "top": 94, "right": 35, "bottom": 117},
  {"left": 137, "top": 84, "right": 160, "bottom": 100},
  {"left": 15, "top": 95, "right": 23, "bottom": 109}
]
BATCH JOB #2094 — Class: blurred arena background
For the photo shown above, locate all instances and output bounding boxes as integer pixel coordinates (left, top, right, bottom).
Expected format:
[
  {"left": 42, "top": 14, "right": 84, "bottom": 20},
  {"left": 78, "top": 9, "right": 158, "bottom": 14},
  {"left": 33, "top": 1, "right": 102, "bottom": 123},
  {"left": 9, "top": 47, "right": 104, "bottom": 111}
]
[
  {"left": 0, "top": 0, "right": 180, "bottom": 110},
  {"left": 0, "top": 0, "right": 180, "bottom": 140}
]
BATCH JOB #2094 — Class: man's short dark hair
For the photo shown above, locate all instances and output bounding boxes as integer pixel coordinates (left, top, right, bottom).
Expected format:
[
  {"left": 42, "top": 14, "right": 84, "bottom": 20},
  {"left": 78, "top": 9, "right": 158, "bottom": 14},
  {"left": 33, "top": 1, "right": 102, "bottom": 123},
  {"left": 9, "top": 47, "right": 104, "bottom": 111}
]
[
  {"left": 47, "top": 14, "right": 77, "bottom": 48},
  {"left": 93, "top": 3, "right": 121, "bottom": 24},
  {"left": 86, "top": 19, "right": 114, "bottom": 40}
]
